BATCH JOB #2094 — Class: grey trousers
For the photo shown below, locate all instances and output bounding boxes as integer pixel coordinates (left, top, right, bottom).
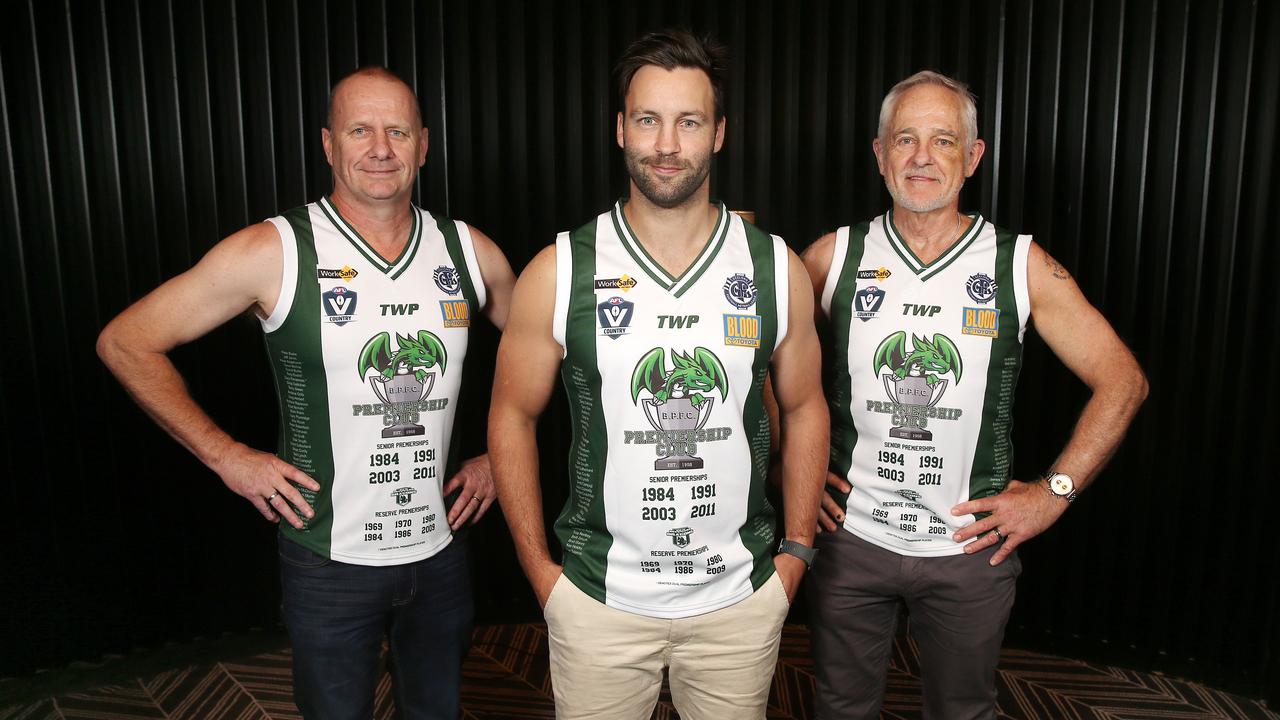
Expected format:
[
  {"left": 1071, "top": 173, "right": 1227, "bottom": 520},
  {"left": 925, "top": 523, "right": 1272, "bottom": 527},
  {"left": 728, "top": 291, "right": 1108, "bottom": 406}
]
[{"left": 807, "top": 529, "right": 1021, "bottom": 720}]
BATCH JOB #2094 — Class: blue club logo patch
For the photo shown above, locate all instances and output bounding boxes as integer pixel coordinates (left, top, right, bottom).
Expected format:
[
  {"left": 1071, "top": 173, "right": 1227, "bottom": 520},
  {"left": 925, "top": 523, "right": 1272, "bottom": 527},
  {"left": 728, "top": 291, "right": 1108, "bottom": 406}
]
[
  {"left": 966, "top": 273, "right": 998, "bottom": 304},
  {"left": 723, "top": 273, "right": 758, "bottom": 309},
  {"left": 434, "top": 266, "right": 461, "bottom": 296}
]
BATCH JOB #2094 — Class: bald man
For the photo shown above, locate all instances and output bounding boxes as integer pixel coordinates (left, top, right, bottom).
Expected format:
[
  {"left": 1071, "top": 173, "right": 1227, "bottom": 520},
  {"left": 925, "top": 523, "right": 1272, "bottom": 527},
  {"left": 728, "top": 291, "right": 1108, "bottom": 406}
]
[{"left": 98, "top": 66, "right": 515, "bottom": 719}]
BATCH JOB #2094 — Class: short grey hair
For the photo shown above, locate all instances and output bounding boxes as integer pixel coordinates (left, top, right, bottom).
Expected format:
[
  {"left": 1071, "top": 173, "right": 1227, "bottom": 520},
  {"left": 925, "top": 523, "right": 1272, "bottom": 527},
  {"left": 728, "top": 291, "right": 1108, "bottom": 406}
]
[{"left": 878, "top": 71, "right": 979, "bottom": 149}]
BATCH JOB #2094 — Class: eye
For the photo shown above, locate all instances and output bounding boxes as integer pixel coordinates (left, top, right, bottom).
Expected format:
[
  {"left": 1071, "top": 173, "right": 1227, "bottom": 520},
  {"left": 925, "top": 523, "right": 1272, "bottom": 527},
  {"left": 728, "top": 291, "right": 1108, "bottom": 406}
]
[
  {"left": 680, "top": 119, "right": 700, "bottom": 129},
  {"left": 637, "top": 116, "right": 657, "bottom": 126},
  {"left": 937, "top": 138, "right": 954, "bottom": 147},
  {"left": 389, "top": 129, "right": 406, "bottom": 138},
  {"left": 352, "top": 127, "right": 369, "bottom": 137},
  {"left": 897, "top": 136, "right": 915, "bottom": 146}
]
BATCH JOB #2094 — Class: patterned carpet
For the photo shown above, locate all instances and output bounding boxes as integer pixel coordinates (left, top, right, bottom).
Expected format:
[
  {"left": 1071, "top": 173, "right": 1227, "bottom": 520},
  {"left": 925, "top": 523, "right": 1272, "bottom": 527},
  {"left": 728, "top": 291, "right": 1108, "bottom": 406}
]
[{"left": 2, "top": 624, "right": 1274, "bottom": 719}]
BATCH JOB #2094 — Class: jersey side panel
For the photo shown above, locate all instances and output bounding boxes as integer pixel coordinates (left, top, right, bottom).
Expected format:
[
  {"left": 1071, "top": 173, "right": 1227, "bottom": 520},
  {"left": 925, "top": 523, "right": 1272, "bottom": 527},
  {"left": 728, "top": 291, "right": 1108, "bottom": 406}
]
[
  {"left": 270, "top": 206, "right": 336, "bottom": 557},
  {"left": 740, "top": 221, "right": 780, "bottom": 591},
  {"left": 968, "top": 227, "right": 1025, "bottom": 501},
  {"left": 555, "top": 217, "right": 613, "bottom": 604}
]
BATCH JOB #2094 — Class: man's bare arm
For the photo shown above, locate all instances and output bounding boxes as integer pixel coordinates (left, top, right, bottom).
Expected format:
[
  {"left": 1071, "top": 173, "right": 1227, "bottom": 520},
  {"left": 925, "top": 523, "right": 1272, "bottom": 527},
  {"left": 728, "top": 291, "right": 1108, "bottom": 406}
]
[
  {"left": 953, "top": 242, "right": 1148, "bottom": 564},
  {"left": 770, "top": 249, "right": 831, "bottom": 600},
  {"left": 488, "top": 245, "right": 564, "bottom": 607},
  {"left": 800, "top": 232, "right": 851, "bottom": 533},
  {"left": 472, "top": 225, "right": 517, "bottom": 332},
  {"left": 96, "top": 222, "right": 320, "bottom": 527},
  {"left": 441, "top": 225, "right": 517, "bottom": 530}
]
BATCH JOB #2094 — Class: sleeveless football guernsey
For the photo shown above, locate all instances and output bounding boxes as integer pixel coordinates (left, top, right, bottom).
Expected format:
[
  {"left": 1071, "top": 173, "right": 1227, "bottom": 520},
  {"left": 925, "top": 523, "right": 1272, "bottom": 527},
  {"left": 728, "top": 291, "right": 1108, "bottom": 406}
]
[
  {"left": 551, "top": 201, "right": 789, "bottom": 619},
  {"left": 822, "top": 211, "right": 1031, "bottom": 557},
  {"left": 260, "top": 196, "right": 486, "bottom": 566}
]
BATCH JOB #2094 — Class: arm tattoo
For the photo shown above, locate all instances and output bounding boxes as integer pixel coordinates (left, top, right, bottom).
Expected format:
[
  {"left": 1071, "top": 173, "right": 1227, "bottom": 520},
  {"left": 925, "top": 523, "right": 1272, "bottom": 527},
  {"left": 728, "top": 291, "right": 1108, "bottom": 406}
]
[{"left": 1044, "top": 253, "right": 1071, "bottom": 280}]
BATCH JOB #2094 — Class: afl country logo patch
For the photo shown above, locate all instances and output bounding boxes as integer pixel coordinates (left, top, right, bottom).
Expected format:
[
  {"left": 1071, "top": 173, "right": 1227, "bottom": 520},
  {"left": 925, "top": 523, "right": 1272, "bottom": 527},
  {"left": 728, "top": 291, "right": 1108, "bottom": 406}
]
[
  {"left": 322, "top": 286, "right": 358, "bottom": 325},
  {"left": 597, "top": 296, "right": 635, "bottom": 339},
  {"left": 855, "top": 286, "right": 886, "bottom": 321},
  {"left": 723, "top": 273, "right": 757, "bottom": 309},
  {"left": 966, "top": 273, "right": 998, "bottom": 304},
  {"left": 434, "top": 266, "right": 461, "bottom": 296}
]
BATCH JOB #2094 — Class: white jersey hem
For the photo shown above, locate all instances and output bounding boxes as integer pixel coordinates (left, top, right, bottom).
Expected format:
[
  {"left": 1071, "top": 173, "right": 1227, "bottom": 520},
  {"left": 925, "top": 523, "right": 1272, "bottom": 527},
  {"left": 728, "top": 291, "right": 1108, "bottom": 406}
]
[
  {"left": 601, "top": 579, "right": 757, "bottom": 619},
  {"left": 327, "top": 532, "right": 454, "bottom": 567},
  {"left": 842, "top": 522, "right": 976, "bottom": 558}
]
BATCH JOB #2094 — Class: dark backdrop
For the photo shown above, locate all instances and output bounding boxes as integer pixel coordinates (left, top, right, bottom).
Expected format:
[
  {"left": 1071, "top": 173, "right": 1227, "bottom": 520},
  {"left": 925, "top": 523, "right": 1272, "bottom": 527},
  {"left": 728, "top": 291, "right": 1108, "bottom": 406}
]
[{"left": 3, "top": 0, "right": 1277, "bottom": 705}]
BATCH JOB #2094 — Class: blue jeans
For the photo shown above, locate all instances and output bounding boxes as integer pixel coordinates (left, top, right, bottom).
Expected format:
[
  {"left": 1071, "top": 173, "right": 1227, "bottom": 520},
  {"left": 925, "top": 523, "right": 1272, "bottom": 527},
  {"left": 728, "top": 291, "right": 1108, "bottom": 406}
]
[{"left": 278, "top": 535, "right": 473, "bottom": 720}]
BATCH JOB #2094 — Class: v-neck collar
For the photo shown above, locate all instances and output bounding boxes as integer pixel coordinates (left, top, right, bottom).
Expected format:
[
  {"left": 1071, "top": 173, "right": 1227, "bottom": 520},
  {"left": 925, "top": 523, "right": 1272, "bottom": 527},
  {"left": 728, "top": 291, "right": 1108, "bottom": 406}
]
[
  {"left": 318, "top": 195, "right": 422, "bottom": 280},
  {"left": 611, "top": 200, "right": 730, "bottom": 298},
  {"left": 883, "top": 209, "right": 985, "bottom": 281}
]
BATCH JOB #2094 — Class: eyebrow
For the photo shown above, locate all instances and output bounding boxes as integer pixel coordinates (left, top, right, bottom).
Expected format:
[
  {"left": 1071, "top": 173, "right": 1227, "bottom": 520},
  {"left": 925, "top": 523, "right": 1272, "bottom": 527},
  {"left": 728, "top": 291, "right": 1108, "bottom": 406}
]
[
  {"left": 630, "top": 108, "right": 710, "bottom": 120},
  {"left": 895, "top": 127, "right": 959, "bottom": 138}
]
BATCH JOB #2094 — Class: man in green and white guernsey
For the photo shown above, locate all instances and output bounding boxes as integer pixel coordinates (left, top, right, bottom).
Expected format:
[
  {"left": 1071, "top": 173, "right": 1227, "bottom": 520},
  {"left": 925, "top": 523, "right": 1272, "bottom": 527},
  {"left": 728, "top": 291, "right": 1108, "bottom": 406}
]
[
  {"left": 489, "top": 30, "right": 828, "bottom": 719},
  {"left": 801, "top": 71, "right": 1148, "bottom": 719},
  {"left": 97, "top": 67, "right": 515, "bottom": 719}
]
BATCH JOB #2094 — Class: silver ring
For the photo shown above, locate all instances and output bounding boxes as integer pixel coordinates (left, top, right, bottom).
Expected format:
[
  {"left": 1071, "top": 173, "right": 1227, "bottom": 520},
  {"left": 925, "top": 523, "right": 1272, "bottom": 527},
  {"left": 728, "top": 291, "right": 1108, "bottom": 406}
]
[
  {"left": 993, "top": 528, "right": 1004, "bottom": 541},
  {"left": 266, "top": 492, "right": 278, "bottom": 503}
]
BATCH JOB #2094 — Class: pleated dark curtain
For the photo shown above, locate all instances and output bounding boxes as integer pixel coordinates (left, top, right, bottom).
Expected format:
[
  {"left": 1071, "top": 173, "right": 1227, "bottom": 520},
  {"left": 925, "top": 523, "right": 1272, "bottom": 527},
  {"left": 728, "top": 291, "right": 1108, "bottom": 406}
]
[{"left": 2, "top": 0, "right": 1276, "bottom": 704}]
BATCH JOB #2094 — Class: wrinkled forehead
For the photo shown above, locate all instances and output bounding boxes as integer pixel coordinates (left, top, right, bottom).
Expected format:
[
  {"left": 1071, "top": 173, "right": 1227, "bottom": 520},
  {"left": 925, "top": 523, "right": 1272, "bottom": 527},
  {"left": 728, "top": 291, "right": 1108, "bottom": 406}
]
[{"left": 887, "top": 85, "right": 965, "bottom": 136}]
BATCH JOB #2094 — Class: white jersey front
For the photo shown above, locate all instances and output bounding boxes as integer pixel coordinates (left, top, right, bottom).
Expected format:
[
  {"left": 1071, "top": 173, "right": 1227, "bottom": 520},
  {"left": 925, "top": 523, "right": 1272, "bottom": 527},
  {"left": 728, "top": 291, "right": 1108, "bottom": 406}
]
[
  {"left": 551, "top": 201, "right": 790, "bottom": 618},
  {"left": 261, "top": 197, "right": 486, "bottom": 565},
  {"left": 822, "top": 211, "right": 1031, "bottom": 556}
]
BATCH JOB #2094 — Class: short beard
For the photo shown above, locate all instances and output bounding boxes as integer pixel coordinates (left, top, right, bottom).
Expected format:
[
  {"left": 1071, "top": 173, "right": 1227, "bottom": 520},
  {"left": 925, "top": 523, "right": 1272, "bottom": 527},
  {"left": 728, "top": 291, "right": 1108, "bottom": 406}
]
[
  {"left": 624, "top": 149, "right": 712, "bottom": 210},
  {"left": 887, "top": 173, "right": 964, "bottom": 214}
]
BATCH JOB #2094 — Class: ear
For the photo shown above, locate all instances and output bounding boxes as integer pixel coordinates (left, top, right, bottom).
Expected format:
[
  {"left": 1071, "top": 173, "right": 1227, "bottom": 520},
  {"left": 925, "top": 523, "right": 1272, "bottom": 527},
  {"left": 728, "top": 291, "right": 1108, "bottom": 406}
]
[
  {"left": 964, "top": 138, "right": 986, "bottom": 177},
  {"left": 616, "top": 111, "right": 625, "bottom": 149},
  {"left": 712, "top": 116, "right": 726, "bottom": 154},
  {"left": 322, "top": 127, "right": 334, "bottom": 166},
  {"left": 418, "top": 126, "right": 429, "bottom": 168},
  {"left": 872, "top": 137, "right": 887, "bottom": 176}
]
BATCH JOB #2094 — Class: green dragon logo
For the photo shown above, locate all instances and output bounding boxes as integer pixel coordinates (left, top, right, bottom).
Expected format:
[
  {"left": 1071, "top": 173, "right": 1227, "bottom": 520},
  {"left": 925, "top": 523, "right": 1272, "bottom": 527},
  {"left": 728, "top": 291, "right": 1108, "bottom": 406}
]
[
  {"left": 630, "top": 346, "right": 730, "bottom": 470},
  {"left": 356, "top": 330, "right": 449, "bottom": 438},
  {"left": 872, "top": 331, "right": 963, "bottom": 441},
  {"left": 873, "top": 331, "right": 962, "bottom": 388},
  {"left": 631, "top": 346, "right": 729, "bottom": 409},
  {"left": 358, "top": 330, "right": 448, "bottom": 383}
]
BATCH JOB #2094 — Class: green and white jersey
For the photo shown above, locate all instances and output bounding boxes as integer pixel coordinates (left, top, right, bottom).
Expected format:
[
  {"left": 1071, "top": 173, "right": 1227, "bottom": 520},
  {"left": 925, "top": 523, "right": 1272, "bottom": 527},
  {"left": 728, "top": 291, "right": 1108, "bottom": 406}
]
[
  {"left": 822, "top": 211, "right": 1031, "bottom": 557},
  {"left": 260, "top": 197, "right": 485, "bottom": 566},
  {"left": 551, "top": 201, "right": 788, "bottom": 619}
]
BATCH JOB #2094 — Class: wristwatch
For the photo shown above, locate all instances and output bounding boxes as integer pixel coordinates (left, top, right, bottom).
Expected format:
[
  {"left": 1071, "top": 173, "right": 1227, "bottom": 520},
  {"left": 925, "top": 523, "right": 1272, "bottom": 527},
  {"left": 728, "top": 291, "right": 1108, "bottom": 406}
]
[
  {"left": 776, "top": 539, "right": 818, "bottom": 569},
  {"left": 1044, "top": 471, "right": 1078, "bottom": 503}
]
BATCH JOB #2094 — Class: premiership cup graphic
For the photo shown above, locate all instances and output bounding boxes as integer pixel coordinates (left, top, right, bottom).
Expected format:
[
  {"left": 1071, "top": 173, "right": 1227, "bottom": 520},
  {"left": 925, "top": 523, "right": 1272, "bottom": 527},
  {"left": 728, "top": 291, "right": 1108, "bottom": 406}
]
[
  {"left": 632, "top": 347, "right": 729, "bottom": 471},
  {"left": 643, "top": 395, "right": 713, "bottom": 469},
  {"left": 357, "top": 330, "right": 448, "bottom": 438},
  {"left": 873, "top": 331, "right": 963, "bottom": 441}
]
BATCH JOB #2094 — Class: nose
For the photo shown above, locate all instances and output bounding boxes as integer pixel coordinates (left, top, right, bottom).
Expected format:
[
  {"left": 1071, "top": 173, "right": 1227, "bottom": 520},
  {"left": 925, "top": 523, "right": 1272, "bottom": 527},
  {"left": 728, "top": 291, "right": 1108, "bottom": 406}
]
[
  {"left": 369, "top": 130, "right": 392, "bottom": 159},
  {"left": 654, "top": 121, "right": 680, "bottom": 156},
  {"left": 909, "top": 139, "right": 933, "bottom": 167}
]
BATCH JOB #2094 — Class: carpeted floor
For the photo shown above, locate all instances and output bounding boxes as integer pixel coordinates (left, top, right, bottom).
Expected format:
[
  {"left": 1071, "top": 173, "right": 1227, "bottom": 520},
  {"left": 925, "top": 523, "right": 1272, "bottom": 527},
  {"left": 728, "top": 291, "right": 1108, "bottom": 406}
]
[{"left": 2, "top": 624, "right": 1274, "bottom": 719}]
